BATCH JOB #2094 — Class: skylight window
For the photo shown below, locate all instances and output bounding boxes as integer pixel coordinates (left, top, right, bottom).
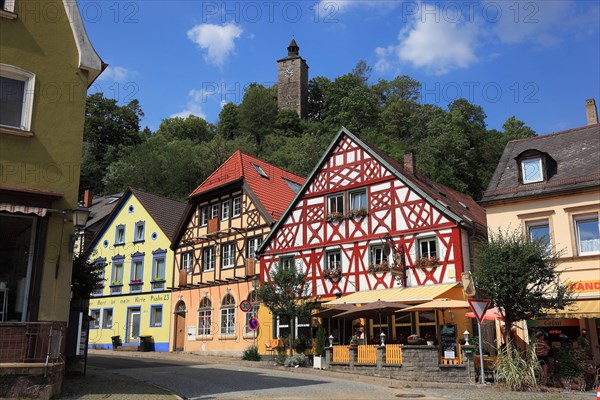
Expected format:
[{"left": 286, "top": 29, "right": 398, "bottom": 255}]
[
  {"left": 283, "top": 178, "right": 302, "bottom": 193},
  {"left": 252, "top": 163, "right": 269, "bottom": 179}
]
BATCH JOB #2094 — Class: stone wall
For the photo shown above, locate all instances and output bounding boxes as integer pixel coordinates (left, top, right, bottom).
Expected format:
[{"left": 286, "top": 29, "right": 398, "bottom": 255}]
[{"left": 324, "top": 345, "right": 476, "bottom": 383}]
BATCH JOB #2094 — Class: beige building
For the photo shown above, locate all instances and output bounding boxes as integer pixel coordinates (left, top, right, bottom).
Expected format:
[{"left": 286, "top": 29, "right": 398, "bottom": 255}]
[{"left": 480, "top": 100, "right": 600, "bottom": 365}]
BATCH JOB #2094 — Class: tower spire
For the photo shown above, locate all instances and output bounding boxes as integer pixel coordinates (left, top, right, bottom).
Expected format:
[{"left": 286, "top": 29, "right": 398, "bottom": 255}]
[{"left": 287, "top": 37, "right": 299, "bottom": 57}]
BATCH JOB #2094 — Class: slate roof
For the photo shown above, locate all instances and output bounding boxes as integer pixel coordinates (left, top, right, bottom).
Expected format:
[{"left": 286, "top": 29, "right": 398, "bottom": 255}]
[
  {"left": 85, "top": 192, "right": 123, "bottom": 230},
  {"left": 481, "top": 124, "right": 600, "bottom": 204},
  {"left": 130, "top": 188, "right": 187, "bottom": 241},
  {"left": 189, "top": 150, "right": 305, "bottom": 221}
]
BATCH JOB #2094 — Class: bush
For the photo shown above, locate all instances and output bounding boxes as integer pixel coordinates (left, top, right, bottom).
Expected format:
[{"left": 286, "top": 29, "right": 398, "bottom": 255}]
[
  {"left": 293, "top": 335, "right": 308, "bottom": 354},
  {"left": 284, "top": 353, "right": 308, "bottom": 367},
  {"left": 274, "top": 351, "right": 287, "bottom": 365},
  {"left": 315, "top": 324, "right": 327, "bottom": 357},
  {"left": 554, "top": 347, "right": 585, "bottom": 378},
  {"left": 241, "top": 345, "right": 261, "bottom": 361},
  {"left": 494, "top": 342, "right": 537, "bottom": 391}
]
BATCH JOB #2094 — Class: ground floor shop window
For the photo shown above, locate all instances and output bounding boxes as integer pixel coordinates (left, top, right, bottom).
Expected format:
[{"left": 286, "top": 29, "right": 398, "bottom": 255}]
[{"left": 0, "top": 214, "right": 37, "bottom": 322}]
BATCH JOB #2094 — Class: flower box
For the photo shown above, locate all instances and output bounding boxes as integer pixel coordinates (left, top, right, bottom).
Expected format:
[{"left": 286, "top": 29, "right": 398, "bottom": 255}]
[
  {"left": 130, "top": 279, "right": 142, "bottom": 284},
  {"left": 326, "top": 212, "right": 345, "bottom": 222},
  {"left": 414, "top": 257, "right": 440, "bottom": 269},
  {"left": 368, "top": 262, "right": 390, "bottom": 274},
  {"left": 347, "top": 208, "right": 368, "bottom": 219},
  {"left": 323, "top": 265, "right": 342, "bottom": 281}
]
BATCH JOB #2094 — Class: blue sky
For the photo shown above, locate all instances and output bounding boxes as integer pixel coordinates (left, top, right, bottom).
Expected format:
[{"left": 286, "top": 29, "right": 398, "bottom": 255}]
[{"left": 81, "top": 0, "right": 600, "bottom": 134}]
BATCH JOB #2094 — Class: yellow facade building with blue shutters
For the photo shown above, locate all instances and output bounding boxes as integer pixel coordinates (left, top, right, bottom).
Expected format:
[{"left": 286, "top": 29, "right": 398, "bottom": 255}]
[{"left": 86, "top": 188, "right": 185, "bottom": 351}]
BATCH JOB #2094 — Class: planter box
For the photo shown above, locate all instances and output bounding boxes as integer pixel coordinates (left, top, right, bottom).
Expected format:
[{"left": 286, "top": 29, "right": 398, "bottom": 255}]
[{"left": 313, "top": 355, "right": 323, "bottom": 369}]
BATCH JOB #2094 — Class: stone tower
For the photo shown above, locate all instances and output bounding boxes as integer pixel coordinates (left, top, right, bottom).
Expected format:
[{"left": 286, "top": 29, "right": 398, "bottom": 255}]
[{"left": 277, "top": 37, "right": 309, "bottom": 119}]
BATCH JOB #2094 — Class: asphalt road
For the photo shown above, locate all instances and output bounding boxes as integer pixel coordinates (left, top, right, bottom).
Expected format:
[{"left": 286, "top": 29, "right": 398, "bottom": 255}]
[{"left": 88, "top": 353, "right": 431, "bottom": 400}]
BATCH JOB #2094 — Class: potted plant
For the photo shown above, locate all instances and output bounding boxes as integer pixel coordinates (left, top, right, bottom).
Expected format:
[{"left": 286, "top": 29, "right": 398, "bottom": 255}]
[
  {"left": 323, "top": 264, "right": 342, "bottom": 282},
  {"left": 368, "top": 260, "right": 390, "bottom": 274},
  {"left": 314, "top": 324, "right": 327, "bottom": 369},
  {"left": 407, "top": 334, "right": 424, "bottom": 345},
  {"left": 414, "top": 257, "right": 440, "bottom": 269}
]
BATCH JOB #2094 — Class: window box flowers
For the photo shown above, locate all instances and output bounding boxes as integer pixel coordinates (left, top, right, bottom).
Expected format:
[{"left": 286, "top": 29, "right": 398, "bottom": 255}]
[
  {"left": 368, "top": 261, "right": 390, "bottom": 274},
  {"left": 130, "top": 279, "right": 142, "bottom": 284},
  {"left": 111, "top": 281, "right": 122, "bottom": 286},
  {"left": 414, "top": 257, "right": 440, "bottom": 269},
  {"left": 407, "top": 334, "right": 425, "bottom": 345},
  {"left": 326, "top": 212, "right": 344, "bottom": 222},
  {"left": 323, "top": 264, "right": 342, "bottom": 281},
  {"left": 347, "top": 207, "right": 368, "bottom": 219}
]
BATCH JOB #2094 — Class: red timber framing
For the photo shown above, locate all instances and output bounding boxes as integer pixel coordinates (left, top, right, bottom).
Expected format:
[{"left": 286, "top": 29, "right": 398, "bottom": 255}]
[{"left": 258, "top": 127, "right": 486, "bottom": 298}]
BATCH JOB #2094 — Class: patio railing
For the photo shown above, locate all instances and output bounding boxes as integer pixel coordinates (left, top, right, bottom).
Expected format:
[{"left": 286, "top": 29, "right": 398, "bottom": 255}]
[
  {"left": 357, "top": 344, "right": 377, "bottom": 364},
  {"left": 385, "top": 344, "right": 403, "bottom": 364},
  {"left": 0, "top": 322, "right": 65, "bottom": 364},
  {"left": 440, "top": 343, "right": 463, "bottom": 365},
  {"left": 332, "top": 345, "right": 349, "bottom": 363}
]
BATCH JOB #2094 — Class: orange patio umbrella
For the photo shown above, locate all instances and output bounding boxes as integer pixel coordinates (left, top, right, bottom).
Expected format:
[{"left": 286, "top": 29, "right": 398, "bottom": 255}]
[{"left": 465, "top": 307, "right": 503, "bottom": 321}]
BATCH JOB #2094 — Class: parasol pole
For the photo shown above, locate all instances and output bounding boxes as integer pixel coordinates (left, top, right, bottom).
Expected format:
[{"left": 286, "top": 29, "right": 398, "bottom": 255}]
[{"left": 477, "top": 319, "right": 485, "bottom": 384}]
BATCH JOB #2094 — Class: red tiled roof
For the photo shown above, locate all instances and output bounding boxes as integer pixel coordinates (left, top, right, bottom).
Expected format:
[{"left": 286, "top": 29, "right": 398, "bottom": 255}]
[{"left": 189, "top": 151, "right": 305, "bottom": 221}]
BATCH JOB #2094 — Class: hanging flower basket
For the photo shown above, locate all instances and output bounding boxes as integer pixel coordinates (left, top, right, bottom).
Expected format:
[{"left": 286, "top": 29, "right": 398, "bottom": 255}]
[
  {"left": 323, "top": 264, "right": 342, "bottom": 281},
  {"left": 414, "top": 257, "right": 440, "bottom": 269}
]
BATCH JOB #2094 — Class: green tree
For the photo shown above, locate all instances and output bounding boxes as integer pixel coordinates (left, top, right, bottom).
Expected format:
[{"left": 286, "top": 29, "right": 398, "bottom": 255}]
[
  {"left": 274, "top": 109, "right": 303, "bottom": 137},
  {"left": 307, "top": 76, "right": 331, "bottom": 121},
  {"left": 372, "top": 75, "right": 421, "bottom": 107},
  {"left": 256, "top": 262, "right": 311, "bottom": 356},
  {"left": 238, "top": 83, "right": 277, "bottom": 145},
  {"left": 81, "top": 93, "right": 145, "bottom": 195},
  {"left": 72, "top": 252, "right": 105, "bottom": 301},
  {"left": 502, "top": 116, "right": 537, "bottom": 141},
  {"left": 155, "top": 115, "right": 214, "bottom": 142},
  {"left": 474, "top": 229, "right": 573, "bottom": 350},
  {"left": 218, "top": 102, "right": 240, "bottom": 139}
]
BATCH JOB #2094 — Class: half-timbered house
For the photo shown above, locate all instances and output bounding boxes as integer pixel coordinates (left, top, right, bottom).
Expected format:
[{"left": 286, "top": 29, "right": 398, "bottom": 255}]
[
  {"left": 170, "top": 151, "right": 304, "bottom": 354},
  {"left": 258, "top": 127, "right": 487, "bottom": 347}
]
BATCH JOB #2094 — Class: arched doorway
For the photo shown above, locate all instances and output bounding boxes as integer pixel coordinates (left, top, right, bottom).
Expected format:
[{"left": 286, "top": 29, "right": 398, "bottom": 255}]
[{"left": 173, "top": 301, "right": 186, "bottom": 351}]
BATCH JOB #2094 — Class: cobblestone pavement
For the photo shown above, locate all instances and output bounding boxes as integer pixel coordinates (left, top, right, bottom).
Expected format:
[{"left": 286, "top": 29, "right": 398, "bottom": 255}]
[{"left": 65, "top": 350, "right": 597, "bottom": 400}]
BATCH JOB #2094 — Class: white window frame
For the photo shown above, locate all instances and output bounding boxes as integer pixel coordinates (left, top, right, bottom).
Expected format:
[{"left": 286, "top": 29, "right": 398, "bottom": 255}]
[
  {"left": 280, "top": 256, "right": 295, "bottom": 271},
  {"left": 198, "top": 297, "right": 212, "bottom": 336},
  {"left": 0, "top": 64, "right": 35, "bottom": 132},
  {"left": 134, "top": 221, "right": 145, "bottom": 242},
  {"left": 221, "top": 243, "right": 235, "bottom": 269},
  {"left": 200, "top": 206, "right": 209, "bottom": 226},
  {"left": 112, "top": 261, "right": 124, "bottom": 285},
  {"left": 222, "top": 200, "right": 230, "bottom": 220},
  {"left": 247, "top": 236, "right": 262, "bottom": 259},
  {"left": 150, "top": 306, "right": 163, "bottom": 327},
  {"left": 153, "top": 256, "right": 166, "bottom": 281},
  {"left": 115, "top": 226, "right": 125, "bottom": 245},
  {"left": 90, "top": 309, "right": 100, "bottom": 329},
  {"left": 521, "top": 157, "right": 543, "bottom": 184},
  {"left": 276, "top": 316, "right": 310, "bottom": 342},
  {"left": 232, "top": 197, "right": 241, "bottom": 217},
  {"left": 181, "top": 252, "right": 193, "bottom": 274},
  {"left": 203, "top": 246, "right": 216, "bottom": 271},
  {"left": 211, "top": 204, "right": 219, "bottom": 219},
  {"left": 131, "top": 259, "right": 143, "bottom": 282},
  {"left": 220, "top": 294, "right": 236, "bottom": 335},
  {"left": 418, "top": 237, "right": 438, "bottom": 258},
  {"left": 327, "top": 194, "right": 344, "bottom": 214},
  {"left": 325, "top": 251, "right": 341, "bottom": 270},
  {"left": 349, "top": 189, "right": 367, "bottom": 211},
  {"left": 575, "top": 214, "right": 600, "bottom": 256},
  {"left": 526, "top": 220, "right": 552, "bottom": 254},
  {"left": 102, "top": 309, "right": 113, "bottom": 329},
  {"left": 370, "top": 244, "right": 386, "bottom": 265}
]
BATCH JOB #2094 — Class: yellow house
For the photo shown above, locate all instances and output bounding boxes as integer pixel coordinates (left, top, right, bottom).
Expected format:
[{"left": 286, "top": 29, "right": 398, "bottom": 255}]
[
  {"left": 86, "top": 188, "right": 185, "bottom": 351},
  {"left": 1, "top": 1, "right": 103, "bottom": 397},
  {"left": 480, "top": 101, "right": 600, "bottom": 365}
]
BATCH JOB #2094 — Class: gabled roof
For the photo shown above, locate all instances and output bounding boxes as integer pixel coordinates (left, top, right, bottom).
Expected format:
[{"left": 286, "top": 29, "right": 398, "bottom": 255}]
[
  {"left": 189, "top": 150, "right": 305, "bottom": 221},
  {"left": 258, "top": 127, "right": 487, "bottom": 255},
  {"left": 85, "top": 188, "right": 186, "bottom": 256},
  {"left": 481, "top": 124, "right": 600, "bottom": 204},
  {"left": 85, "top": 192, "right": 123, "bottom": 230},
  {"left": 131, "top": 188, "right": 187, "bottom": 241}
]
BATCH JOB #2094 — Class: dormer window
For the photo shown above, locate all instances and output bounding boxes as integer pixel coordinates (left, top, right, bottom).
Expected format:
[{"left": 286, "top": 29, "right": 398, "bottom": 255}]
[{"left": 521, "top": 158, "right": 543, "bottom": 183}]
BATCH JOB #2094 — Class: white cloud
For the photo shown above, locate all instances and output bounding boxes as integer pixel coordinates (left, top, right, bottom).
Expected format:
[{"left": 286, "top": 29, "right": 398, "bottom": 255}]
[
  {"left": 170, "top": 102, "right": 207, "bottom": 120},
  {"left": 373, "top": 46, "right": 395, "bottom": 74},
  {"left": 187, "top": 22, "right": 243, "bottom": 66},
  {"left": 98, "top": 66, "right": 134, "bottom": 82},
  {"left": 397, "top": 14, "right": 478, "bottom": 75},
  {"left": 491, "top": 0, "right": 599, "bottom": 47},
  {"left": 317, "top": 0, "right": 397, "bottom": 13}
]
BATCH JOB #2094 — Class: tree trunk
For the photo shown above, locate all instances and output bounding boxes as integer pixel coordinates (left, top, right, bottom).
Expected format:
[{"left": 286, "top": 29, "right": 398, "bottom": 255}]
[{"left": 289, "top": 318, "right": 295, "bottom": 357}]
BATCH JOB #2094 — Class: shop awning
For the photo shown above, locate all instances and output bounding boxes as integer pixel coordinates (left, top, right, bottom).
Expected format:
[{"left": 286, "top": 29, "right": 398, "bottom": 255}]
[
  {"left": 324, "top": 283, "right": 461, "bottom": 306},
  {"left": 0, "top": 203, "right": 47, "bottom": 217},
  {"left": 544, "top": 299, "right": 600, "bottom": 319}
]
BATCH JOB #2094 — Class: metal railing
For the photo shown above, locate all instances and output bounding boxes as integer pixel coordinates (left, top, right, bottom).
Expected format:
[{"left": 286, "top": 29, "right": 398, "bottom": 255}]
[
  {"left": 385, "top": 344, "right": 403, "bottom": 365},
  {"left": 332, "top": 345, "right": 349, "bottom": 363},
  {"left": 357, "top": 344, "right": 377, "bottom": 364},
  {"left": 0, "top": 322, "right": 65, "bottom": 364}
]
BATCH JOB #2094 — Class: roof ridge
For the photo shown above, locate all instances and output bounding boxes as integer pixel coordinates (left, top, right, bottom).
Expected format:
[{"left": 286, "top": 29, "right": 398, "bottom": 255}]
[{"left": 509, "top": 123, "right": 599, "bottom": 143}]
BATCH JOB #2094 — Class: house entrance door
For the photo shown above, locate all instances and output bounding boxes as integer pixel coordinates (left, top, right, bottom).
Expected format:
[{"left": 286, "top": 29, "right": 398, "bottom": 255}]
[
  {"left": 173, "top": 301, "right": 186, "bottom": 351},
  {"left": 127, "top": 308, "right": 141, "bottom": 343}
]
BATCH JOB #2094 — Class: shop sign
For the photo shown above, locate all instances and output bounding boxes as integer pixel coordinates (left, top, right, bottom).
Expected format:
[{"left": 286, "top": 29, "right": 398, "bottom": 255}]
[
  {"left": 527, "top": 318, "right": 580, "bottom": 327},
  {"left": 568, "top": 280, "right": 600, "bottom": 293}
]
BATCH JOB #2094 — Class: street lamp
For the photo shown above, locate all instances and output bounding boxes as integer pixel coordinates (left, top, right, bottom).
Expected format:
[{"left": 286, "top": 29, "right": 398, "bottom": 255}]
[
  {"left": 328, "top": 334, "right": 334, "bottom": 347},
  {"left": 464, "top": 330, "right": 470, "bottom": 346},
  {"left": 380, "top": 331, "right": 386, "bottom": 346},
  {"left": 251, "top": 274, "right": 260, "bottom": 290},
  {"left": 72, "top": 205, "right": 91, "bottom": 229}
]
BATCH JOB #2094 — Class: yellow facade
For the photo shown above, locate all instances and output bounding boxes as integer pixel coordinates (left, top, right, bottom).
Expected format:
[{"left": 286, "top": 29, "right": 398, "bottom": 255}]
[{"left": 88, "top": 193, "right": 177, "bottom": 351}]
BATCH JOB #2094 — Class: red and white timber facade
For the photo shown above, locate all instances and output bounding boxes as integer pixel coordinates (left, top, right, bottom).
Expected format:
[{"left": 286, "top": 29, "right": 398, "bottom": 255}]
[{"left": 259, "top": 128, "right": 486, "bottom": 298}]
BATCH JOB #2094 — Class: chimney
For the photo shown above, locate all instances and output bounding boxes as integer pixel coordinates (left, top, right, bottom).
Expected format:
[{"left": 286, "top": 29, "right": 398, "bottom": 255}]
[
  {"left": 586, "top": 99, "right": 598, "bottom": 125},
  {"left": 83, "top": 189, "right": 93, "bottom": 208},
  {"left": 404, "top": 153, "right": 416, "bottom": 174}
]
